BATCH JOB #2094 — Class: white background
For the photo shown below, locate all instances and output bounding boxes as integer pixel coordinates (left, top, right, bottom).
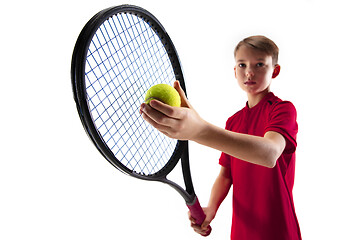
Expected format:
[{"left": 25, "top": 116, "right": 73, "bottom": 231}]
[{"left": 1, "top": 0, "right": 359, "bottom": 239}]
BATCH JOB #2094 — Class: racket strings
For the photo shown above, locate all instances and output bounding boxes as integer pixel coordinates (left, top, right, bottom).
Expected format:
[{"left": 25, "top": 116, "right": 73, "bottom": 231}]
[{"left": 84, "top": 12, "right": 178, "bottom": 175}]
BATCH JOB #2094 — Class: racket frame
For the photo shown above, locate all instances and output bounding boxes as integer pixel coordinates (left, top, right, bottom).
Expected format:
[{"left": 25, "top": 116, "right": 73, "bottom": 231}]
[{"left": 71, "top": 5, "right": 196, "bottom": 204}]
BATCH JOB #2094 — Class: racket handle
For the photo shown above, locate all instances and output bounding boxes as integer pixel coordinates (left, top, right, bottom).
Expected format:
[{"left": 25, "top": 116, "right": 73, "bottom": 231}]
[{"left": 186, "top": 196, "right": 212, "bottom": 237}]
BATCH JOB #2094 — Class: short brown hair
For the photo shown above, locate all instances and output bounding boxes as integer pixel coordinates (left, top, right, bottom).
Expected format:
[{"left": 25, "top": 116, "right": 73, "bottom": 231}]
[{"left": 234, "top": 35, "right": 279, "bottom": 65}]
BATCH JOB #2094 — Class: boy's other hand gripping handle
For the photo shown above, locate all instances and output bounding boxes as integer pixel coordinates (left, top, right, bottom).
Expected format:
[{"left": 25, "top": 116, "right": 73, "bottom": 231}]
[{"left": 186, "top": 196, "right": 212, "bottom": 236}]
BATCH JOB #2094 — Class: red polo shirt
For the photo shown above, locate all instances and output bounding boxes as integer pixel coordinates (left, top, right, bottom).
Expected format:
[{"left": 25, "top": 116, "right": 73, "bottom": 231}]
[{"left": 219, "top": 92, "right": 301, "bottom": 240}]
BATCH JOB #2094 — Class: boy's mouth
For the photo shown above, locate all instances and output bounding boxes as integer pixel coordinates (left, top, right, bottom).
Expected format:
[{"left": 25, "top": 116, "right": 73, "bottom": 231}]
[{"left": 244, "top": 81, "right": 256, "bottom": 85}]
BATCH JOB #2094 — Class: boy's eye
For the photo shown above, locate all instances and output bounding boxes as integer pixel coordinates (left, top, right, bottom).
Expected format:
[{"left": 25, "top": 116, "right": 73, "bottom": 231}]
[
  {"left": 238, "top": 63, "right": 246, "bottom": 68},
  {"left": 256, "top": 63, "right": 265, "bottom": 67}
]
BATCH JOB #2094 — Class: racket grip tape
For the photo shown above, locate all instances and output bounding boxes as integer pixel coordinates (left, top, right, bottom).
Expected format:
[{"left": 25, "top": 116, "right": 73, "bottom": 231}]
[{"left": 186, "top": 196, "right": 212, "bottom": 236}]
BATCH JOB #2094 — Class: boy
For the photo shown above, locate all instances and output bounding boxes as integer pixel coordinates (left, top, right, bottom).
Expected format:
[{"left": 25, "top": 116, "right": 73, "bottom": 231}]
[{"left": 140, "top": 35, "right": 301, "bottom": 240}]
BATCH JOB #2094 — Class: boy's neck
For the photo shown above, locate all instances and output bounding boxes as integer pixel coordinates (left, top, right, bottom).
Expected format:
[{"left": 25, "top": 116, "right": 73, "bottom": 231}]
[{"left": 247, "top": 90, "right": 271, "bottom": 108}]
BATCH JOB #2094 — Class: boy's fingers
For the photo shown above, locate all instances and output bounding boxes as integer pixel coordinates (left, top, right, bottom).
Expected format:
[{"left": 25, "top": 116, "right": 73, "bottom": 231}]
[
  {"left": 201, "top": 221, "right": 210, "bottom": 229},
  {"left": 147, "top": 99, "right": 184, "bottom": 120},
  {"left": 174, "top": 80, "right": 191, "bottom": 108},
  {"left": 188, "top": 211, "right": 195, "bottom": 222},
  {"left": 140, "top": 103, "right": 174, "bottom": 133}
]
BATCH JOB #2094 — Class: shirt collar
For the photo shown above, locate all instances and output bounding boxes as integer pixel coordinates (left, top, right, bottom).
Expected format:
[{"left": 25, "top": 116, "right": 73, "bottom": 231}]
[{"left": 245, "top": 92, "right": 275, "bottom": 110}]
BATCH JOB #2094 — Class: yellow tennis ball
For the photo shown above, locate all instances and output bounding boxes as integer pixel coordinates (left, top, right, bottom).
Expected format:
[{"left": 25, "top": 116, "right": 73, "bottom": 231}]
[{"left": 144, "top": 84, "right": 181, "bottom": 107}]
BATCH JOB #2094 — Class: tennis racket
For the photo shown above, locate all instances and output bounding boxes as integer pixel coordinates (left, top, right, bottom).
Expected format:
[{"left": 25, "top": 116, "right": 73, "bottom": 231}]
[{"left": 71, "top": 5, "right": 211, "bottom": 236}]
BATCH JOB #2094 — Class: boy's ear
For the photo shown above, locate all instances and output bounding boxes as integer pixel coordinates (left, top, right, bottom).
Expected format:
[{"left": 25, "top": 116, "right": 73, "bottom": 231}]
[
  {"left": 234, "top": 66, "right": 237, "bottom": 78},
  {"left": 272, "top": 64, "right": 281, "bottom": 78}
]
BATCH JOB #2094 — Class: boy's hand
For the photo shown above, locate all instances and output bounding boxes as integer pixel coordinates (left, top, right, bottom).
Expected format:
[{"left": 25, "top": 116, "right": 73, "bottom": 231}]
[
  {"left": 140, "top": 81, "right": 207, "bottom": 141},
  {"left": 188, "top": 207, "right": 215, "bottom": 236}
]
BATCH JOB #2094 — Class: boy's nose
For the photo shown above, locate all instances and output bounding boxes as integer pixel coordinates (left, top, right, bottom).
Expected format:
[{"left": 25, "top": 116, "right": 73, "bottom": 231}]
[{"left": 246, "top": 69, "right": 254, "bottom": 77}]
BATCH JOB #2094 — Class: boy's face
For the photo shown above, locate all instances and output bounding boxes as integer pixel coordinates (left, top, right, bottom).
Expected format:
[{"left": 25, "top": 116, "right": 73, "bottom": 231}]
[{"left": 234, "top": 46, "right": 279, "bottom": 96}]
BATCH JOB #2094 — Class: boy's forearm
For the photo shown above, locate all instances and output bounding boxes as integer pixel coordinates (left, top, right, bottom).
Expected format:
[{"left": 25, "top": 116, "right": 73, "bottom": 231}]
[
  {"left": 207, "top": 168, "right": 232, "bottom": 215},
  {"left": 194, "top": 122, "right": 284, "bottom": 168}
]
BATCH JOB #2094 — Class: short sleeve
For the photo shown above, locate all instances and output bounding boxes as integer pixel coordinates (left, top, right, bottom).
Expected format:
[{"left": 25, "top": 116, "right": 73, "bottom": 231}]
[
  {"left": 219, "top": 151, "right": 231, "bottom": 168},
  {"left": 218, "top": 116, "right": 235, "bottom": 168},
  {"left": 265, "top": 101, "right": 298, "bottom": 154}
]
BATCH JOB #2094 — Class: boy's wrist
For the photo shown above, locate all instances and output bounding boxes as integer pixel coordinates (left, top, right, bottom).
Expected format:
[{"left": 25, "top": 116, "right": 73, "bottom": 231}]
[
  {"left": 192, "top": 120, "right": 215, "bottom": 145},
  {"left": 206, "top": 204, "right": 218, "bottom": 218}
]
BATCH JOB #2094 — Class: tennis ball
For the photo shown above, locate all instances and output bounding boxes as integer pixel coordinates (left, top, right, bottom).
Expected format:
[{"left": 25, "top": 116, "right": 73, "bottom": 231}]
[{"left": 144, "top": 84, "right": 181, "bottom": 107}]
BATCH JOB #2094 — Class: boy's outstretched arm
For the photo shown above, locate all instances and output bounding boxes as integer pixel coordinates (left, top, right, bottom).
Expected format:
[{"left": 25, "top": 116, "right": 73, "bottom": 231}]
[
  {"left": 140, "top": 81, "right": 286, "bottom": 168},
  {"left": 189, "top": 166, "right": 232, "bottom": 235}
]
